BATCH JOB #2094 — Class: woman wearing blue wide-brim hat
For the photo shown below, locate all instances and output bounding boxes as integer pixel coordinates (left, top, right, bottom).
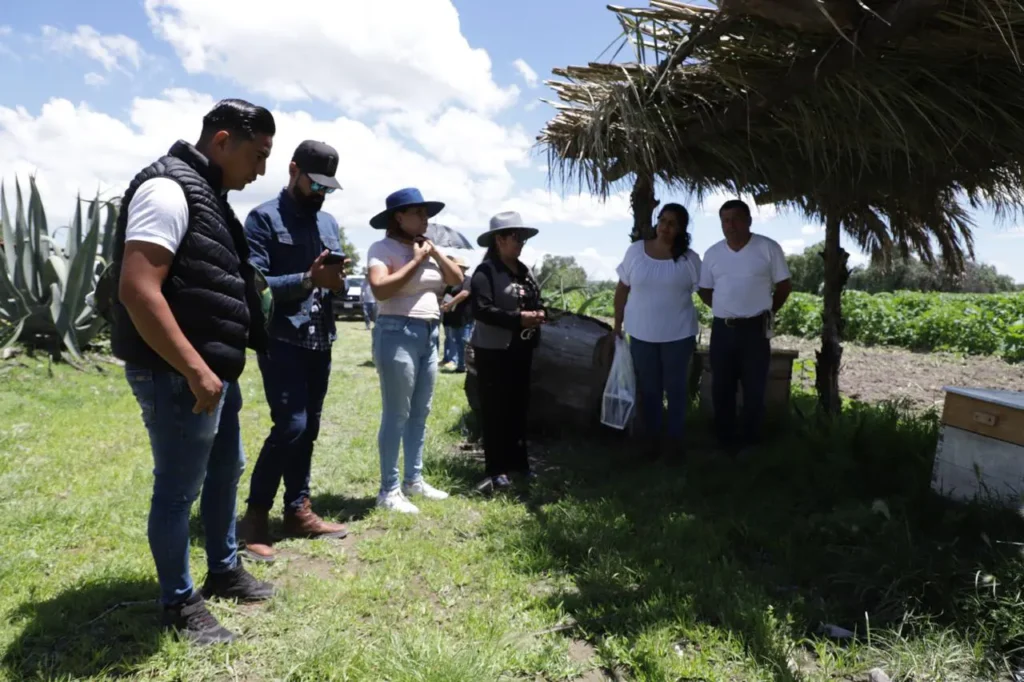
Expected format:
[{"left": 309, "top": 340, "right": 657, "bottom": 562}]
[{"left": 365, "top": 188, "right": 465, "bottom": 514}]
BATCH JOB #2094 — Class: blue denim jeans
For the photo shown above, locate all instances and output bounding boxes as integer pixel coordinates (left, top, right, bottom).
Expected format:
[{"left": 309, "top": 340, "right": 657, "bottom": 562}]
[
  {"left": 629, "top": 336, "right": 697, "bottom": 441},
  {"left": 362, "top": 302, "right": 377, "bottom": 329},
  {"left": 125, "top": 365, "right": 245, "bottom": 606},
  {"left": 248, "top": 338, "right": 331, "bottom": 512},
  {"left": 443, "top": 324, "right": 471, "bottom": 370},
  {"left": 372, "top": 315, "right": 439, "bottom": 494}
]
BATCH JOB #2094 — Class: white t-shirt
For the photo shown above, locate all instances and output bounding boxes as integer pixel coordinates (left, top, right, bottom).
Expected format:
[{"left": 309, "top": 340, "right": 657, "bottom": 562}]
[
  {"left": 616, "top": 240, "right": 702, "bottom": 343},
  {"left": 124, "top": 177, "right": 189, "bottom": 255},
  {"left": 366, "top": 237, "right": 444, "bottom": 320},
  {"left": 699, "top": 233, "right": 791, "bottom": 319}
]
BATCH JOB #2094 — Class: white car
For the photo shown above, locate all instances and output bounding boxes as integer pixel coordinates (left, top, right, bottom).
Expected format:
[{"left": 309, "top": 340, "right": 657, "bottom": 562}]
[{"left": 332, "top": 277, "right": 364, "bottom": 319}]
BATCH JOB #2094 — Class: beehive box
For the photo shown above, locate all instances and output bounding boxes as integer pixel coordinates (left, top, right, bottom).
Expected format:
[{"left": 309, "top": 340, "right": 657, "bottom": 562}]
[{"left": 931, "top": 386, "right": 1024, "bottom": 506}]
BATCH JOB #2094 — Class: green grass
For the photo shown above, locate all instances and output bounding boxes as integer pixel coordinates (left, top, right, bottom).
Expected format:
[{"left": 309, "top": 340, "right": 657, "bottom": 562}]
[
  {"left": 555, "top": 289, "right": 1024, "bottom": 363},
  {"left": 2, "top": 322, "right": 1024, "bottom": 681}
]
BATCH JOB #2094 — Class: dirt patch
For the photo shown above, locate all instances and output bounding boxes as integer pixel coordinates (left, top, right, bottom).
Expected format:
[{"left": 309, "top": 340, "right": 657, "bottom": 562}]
[
  {"left": 569, "top": 639, "right": 597, "bottom": 663},
  {"left": 775, "top": 335, "right": 1024, "bottom": 411}
]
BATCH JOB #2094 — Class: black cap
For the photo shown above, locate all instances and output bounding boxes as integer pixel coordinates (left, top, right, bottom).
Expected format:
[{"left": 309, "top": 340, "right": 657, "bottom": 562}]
[{"left": 292, "top": 140, "right": 342, "bottom": 189}]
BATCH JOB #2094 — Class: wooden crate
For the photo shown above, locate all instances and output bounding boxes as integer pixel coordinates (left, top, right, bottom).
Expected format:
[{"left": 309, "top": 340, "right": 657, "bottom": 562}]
[
  {"left": 931, "top": 387, "right": 1024, "bottom": 506},
  {"left": 692, "top": 347, "right": 800, "bottom": 416}
]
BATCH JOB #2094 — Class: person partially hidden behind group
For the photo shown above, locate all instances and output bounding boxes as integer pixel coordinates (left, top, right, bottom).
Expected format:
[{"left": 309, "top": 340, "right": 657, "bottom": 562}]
[
  {"left": 440, "top": 254, "right": 473, "bottom": 373},
  {"left": 698, "top": 199, "right": 792, "bottom": 456},
  {"left": 111, "top": 98, "right": 277, "bottom": 645},
  {"left": 366, "top": 188, "right": 466, "bottom": 513},
  {"left": 612, "top": 203, "right": 702, "bottom": 462},
  {"left": 470, "top": 211, "right": 545, "bottom": 492}
]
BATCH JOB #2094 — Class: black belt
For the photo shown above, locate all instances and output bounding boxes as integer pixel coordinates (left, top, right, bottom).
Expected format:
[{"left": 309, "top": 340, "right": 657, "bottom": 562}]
[{"left": 714, "top": 312, "right": 767, "bottom": 328}]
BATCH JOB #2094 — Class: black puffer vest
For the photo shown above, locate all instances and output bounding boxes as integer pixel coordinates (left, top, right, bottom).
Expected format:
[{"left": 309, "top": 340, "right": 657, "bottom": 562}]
[{"left": 110, "top": 140, "right": 267, "bottom": 381}]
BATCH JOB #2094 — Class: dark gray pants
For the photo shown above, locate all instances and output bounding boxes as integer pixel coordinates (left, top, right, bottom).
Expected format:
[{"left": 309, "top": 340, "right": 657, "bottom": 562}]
[{"left": 709, "top": 315, "right": 771, "bottom": 448}]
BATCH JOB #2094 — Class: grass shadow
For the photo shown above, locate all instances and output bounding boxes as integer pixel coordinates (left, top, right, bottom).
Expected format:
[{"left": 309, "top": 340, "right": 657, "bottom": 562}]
[
  {"left": 2, "top": 577, "right": 162, "bottom": 681},
  {"left": 497, "top": 393, "right": 1024, "bottom": 679},
  {"left": 308, "top": 493, "right": 377, "bottom": 523}
]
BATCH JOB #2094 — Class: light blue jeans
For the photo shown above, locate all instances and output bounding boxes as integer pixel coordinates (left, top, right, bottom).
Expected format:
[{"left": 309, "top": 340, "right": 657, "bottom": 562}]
[
  {"left": 372, "top": 315, "right": 440, "bottom": 494},
  {"left": 125, "top": 364, "right": 244, "bottom": 605}
]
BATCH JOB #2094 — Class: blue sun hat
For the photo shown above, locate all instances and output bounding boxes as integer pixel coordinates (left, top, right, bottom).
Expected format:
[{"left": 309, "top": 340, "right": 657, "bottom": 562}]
[{"left": 370, "top": 187, "right": 445, "bottom": 229}]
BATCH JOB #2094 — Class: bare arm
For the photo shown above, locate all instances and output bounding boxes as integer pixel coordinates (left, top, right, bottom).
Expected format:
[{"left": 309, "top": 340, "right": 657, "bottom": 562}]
[
  {"left": 772, "top": 279, "right": 793, "bottom": 313},
  {"left": 430, "top": 245, "right": 465, "bottom": 287},
  {"left": 698, "top": 288, "right": 713, "bottom": 308},
  {"left": 441, "top": 288, "right": 471, "bottom": 312},
  {"left": 612, "top": 281, "right": 629, "bottom": 336},
  {"left": 367, "top": 246, "right": 430, "bottom": 300},
  {"left": 118, "top": 241, "right": 222, "bottom": 413}
]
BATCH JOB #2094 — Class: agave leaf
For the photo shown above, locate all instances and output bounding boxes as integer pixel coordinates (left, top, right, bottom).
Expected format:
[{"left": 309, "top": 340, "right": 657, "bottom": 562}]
[
  {"left": 43, "top": 253, "right": 69, "bottom": 297},
  {"left": 48, "top": 281, "right": 82, "bottom": 361},
  {"left": 13, "top": 178, "right": 32, "bottom": 300},
  {"left": 28, "top": 176, "right": 50, "bottom": 288},
  {"left": 100, "top": 198, "right": 118, "bottom": 262},
  {"left": 0, "top": 316, "right": 26, "bottom": 349},
  {"left": 1, "top": 183, "right": 18, "bottom": 279},
  {"left": 67, "top": 195, "right": 83, "bottom": 262},
  {"left": 54, "top": 194, "right": 102, "bottom": 349}
]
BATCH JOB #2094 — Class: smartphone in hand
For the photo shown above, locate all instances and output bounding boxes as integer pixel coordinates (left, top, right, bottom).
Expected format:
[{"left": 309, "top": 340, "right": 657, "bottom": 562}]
[{"left": 322, "top": 251, "right": 346, "bottom": 266}]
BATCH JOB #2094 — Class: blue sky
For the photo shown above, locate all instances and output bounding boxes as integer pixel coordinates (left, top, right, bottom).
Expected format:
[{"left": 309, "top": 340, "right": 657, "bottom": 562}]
[{"left": 1, "top": 0, "right": 1022, "bottom": 282}]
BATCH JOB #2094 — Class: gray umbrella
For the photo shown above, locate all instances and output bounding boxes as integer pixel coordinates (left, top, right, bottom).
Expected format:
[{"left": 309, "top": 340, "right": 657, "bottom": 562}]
[{"left": 426, "top": 222, "right": 474, "bottom": 249}]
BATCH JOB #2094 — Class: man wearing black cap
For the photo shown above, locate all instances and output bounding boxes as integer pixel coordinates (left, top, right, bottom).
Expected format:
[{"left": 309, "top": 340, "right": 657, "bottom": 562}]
[{"left": 239, "top": 139, "right": 349, "bottom": 563}]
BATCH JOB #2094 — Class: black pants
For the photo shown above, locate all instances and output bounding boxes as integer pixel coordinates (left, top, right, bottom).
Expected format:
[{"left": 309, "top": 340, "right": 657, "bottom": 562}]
[
  {"left": 474, "top": 343, "right": 533, "bottom": 477},
  {"left": 247, "top": 338, "right": 332, "bottom": 511},
  {"left": 709, "top": 316, "right": 771, "bottom": 448}
]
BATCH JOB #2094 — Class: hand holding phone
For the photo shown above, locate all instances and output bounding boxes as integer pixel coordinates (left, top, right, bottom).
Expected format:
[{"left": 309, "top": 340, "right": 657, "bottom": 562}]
[{"left": 308, "top": 250, "right": 345, "bottom": 290}]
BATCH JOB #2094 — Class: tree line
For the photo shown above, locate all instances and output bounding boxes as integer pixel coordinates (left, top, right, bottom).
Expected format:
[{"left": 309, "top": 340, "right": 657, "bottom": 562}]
[{"left": 782, "top": 242, "right": 1020, "bottom": 294}]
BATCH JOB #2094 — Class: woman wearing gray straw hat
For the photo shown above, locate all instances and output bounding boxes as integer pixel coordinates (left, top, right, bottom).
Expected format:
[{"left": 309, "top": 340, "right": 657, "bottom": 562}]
[
  {"left": 469, "top": 211, "right": 544, "bottom": 492},
  {"left": 366, "top": 188, "right": 466, "bottom": 514}
]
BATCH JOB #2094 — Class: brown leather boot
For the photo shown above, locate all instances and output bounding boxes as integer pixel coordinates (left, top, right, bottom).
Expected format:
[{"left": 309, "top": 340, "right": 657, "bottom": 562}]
[
  {"left": 282, "top": 498, "right": 348, "bottom": 539},
  {"left": 238, "top": 505, "right": 276, "bottom": 563}
]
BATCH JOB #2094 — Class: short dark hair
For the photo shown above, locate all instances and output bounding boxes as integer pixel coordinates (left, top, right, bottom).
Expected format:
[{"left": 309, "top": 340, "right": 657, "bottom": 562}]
[
  {"left": 198, "top": 98, "right": 276, "bottom": 147},
  {"left": 657, "top": 203, "right": 692, "bottom": 261},
  {"left": 718, "top": 199, "right": 751, "bottom": 220}
]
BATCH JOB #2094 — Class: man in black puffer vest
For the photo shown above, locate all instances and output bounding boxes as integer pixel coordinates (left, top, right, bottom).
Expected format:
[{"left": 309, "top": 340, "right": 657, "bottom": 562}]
[{"left": 110, "top": 99, "right": 277, "bottom": 646}]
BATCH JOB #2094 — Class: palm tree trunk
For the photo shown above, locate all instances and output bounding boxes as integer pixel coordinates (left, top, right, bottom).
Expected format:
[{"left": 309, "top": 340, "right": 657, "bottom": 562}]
[
  {"left": 816, "top": 211, "right": 849, "bottom": 415},
  {"left": 630, "top": 174, "right": 657, "bottom": 242}
]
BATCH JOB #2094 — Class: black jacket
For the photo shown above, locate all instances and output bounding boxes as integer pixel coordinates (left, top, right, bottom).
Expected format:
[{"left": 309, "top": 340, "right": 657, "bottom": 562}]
[{"left": 110, "top": 140, "right": 268, "bottom": 381}]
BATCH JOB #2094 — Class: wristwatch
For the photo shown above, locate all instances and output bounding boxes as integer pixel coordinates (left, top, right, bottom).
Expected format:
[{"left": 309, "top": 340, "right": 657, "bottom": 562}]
[{"left": 301, "top": 271, "right": 314, "bottom": 291}]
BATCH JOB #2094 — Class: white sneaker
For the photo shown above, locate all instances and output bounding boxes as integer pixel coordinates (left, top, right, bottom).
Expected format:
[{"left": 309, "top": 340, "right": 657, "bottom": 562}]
[
  {"left": 402, "top": 479, "right": 450, "bottom": 501},
  {"left": 376, "top": 488, "right": 420, "bottom": 514}
]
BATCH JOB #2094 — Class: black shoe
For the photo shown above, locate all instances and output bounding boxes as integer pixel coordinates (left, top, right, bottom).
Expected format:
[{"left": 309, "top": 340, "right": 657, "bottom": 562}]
[
  {"left": 492, "top": 474, "right": 513, "bottom": 491},
  {"left": 162, "top": 592, "right": 236, "bottom": 645},
  {"left": 202, "top": 563, "right": 276, "bottom": 603}
]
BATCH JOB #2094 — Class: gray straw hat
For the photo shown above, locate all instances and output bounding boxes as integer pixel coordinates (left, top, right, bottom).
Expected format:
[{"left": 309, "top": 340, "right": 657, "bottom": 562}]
[{"left": 476, "top": 211, "right": 539, "bottom": 247}]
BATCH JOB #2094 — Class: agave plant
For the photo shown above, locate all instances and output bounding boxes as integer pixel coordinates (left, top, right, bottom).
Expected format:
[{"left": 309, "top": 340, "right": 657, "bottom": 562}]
[{"left": 0, "top": 176, "right": 118, "bottom": 359}]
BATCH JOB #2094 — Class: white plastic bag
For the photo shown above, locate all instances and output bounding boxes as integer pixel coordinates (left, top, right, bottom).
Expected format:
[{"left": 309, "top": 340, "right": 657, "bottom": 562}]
[{"left": 600, "top": 336, "right": 636, "bottom": 430}]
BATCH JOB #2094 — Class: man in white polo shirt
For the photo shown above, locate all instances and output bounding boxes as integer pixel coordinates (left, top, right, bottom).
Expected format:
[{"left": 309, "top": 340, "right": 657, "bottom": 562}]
[{"left": 698, "top": 199, "right": 793, "bottom": 454}]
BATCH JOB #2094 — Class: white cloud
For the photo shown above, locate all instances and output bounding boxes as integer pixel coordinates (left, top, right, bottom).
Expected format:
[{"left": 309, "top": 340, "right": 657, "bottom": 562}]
[
  {"left": 0, "top": 90, "right": 631, "bottom": 236},
  {"left": 0, "top": 25, "right": 17, "bottom": 61},
  {"left": 501, "top": 188, "right": 632, "bottom": 227},
  {"left": 144, "top": 0, "right": 518, "bottom": 116},
  {"left": 780, "top": 238, "right": 806, "bottom": 254},
  {"left": 801, "top": 223, "right": 823, "bottom": 235},
  {"left": 84, "top": 72, "right": 107, "bottom": 87},
  {"left": 41, "top": 25, "right": 144, "bottom": 73},
  {"left": 513, "top": 58, "right": 539, "bottom": 88}
]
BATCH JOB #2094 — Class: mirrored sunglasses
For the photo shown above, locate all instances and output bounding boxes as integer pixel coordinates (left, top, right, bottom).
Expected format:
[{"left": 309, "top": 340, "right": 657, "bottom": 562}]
[{"left": 310, "top": 181, "right": 337, "bottom": 194}]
